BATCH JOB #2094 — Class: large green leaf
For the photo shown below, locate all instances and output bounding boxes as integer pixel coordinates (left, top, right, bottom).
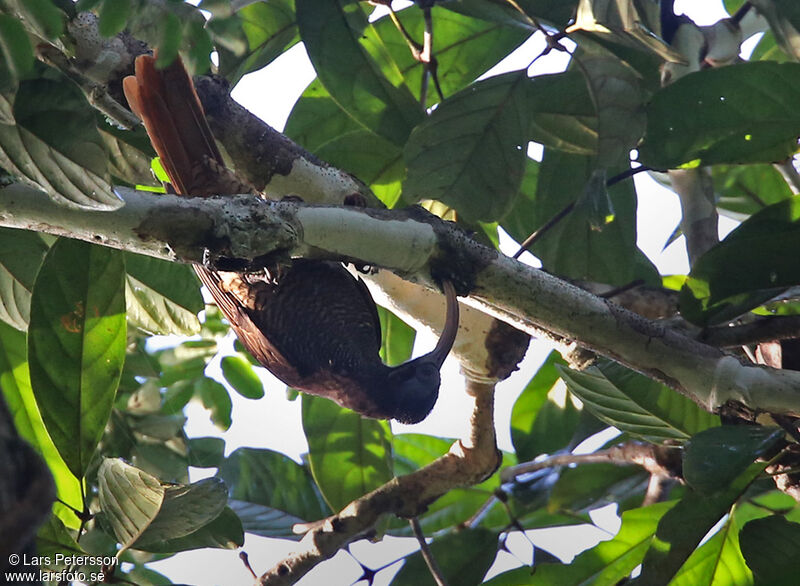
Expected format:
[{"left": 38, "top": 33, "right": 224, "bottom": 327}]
[
  {"left": 220, "top": 353, "right": 264, "bottom": 399},
  {"left": 315, "top": 130, "right": 404, "bottom": 208},
  {"left": 638, "top": 62, "right": 800, "bottom": 169},
  {"left": 679, "top": 198, "right": 800, "bottom": 326},
  {"left": 510, "top": 351, "right": 580, "bottom": 461},
  {"left": 134, "top": 478, "right": 229, "bottom": 548},
  {"left": 370, "top": 4, "right": 528, "bottom": 107},
  {"left": 0, "top": 76, "right": 120, "bottom": 210},
  {"left": 549, "top": 464, "right": 648, "bottom": 514},
  {"left": 713, "top": 163, "right": 794, "bottom": 219},
  {"left": 98, "top": 458, "right": 165, "bottom": 551},
  {"left": 580, "top": 52, "right": 645, "bottom": 168},
  {"left": 403, "top": 71, "right": 529, "bottom": 222},
  {"left": 392, "top": 528, "right": 498, "bottom": 586},
  {"left": 514, "top": 149, "right": 657, "bottom": 285},
  {"left": 485, "top": 501, "right": 675, "bottom": 585},
  {"left": 446, "top": 0, "right": 578, "bottom": 29},
  {"left": 528, "top": 70, "right": 598, "bottom": 155},
  {"left": 218, "top": 447, "right": 329, "bottom": 538},
  {"left": 0, "top": 227, "right": 49, "bottom": 330},
  {"left": 683, "top": 425, "right": 783, "bottom": 494},
  {"left": 284, "top": 78, "right": 363, "bottom": 152},
  {"left": 28, "top": 239, "right": 126, "bottom": 478},
  {"left": 0, "top": 14, "right": 34, "bottom": 81},
  {"left": 296, "top": 0, "right": 422, "bottom": 146},
  {"left": 124, "top": 253, "right": 202, "bottom": 336},
  {"left": 635, "top": 463, "right": 766, "bottom": 585},
  {"left": 558, "top": 361, "right": 720, "bottom": 443},
  {"left": 740, "top": 516, "right": 800, "bottom": 586},
  {"left": 214, "top": 0, "right": 298, "bottom": 84},
  {"left": 0, "top": 322, "right": 82, "bottom": 512},
  {"left": 302, "top": 395, "right": 393, "bottom": 511},
  {"left": 669, "top": 510, "right": 752, "bottom": 586},
  {"left": 135, "top": 506, "right": 243, "bottom": 553},
  {"left": 377, "top": 306, "right": 415, "bottom": 366}
]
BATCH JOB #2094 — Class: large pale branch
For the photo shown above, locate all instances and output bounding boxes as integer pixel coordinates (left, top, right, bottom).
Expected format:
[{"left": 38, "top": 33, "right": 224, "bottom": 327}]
[{"left": 3, "top": 183, "right": 800, "bottom": 417}]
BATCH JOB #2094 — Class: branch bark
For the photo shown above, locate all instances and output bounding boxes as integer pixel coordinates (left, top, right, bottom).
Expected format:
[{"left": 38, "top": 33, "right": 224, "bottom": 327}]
[
  {"left": 3, "top": 183, "right": 800, "bottom": 417},
  {"left": 257, "top": 381, "right": 499, "bottom": 586}
]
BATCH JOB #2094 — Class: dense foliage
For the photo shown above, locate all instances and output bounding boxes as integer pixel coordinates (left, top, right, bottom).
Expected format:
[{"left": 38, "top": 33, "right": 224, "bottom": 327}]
[{"left": 2, "top": 0, "right": 800, "bottom": 584}]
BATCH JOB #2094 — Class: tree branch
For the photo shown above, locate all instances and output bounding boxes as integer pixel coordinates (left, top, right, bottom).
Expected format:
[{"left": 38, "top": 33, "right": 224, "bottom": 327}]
[
  {"left": 4, "top": 183, "right": 800, "bottom": 417},
  {"left": 257, "top": 381, "right": 499, "bottom": 585},
  {"left": 500, "top": 442, "right": 682, "bottom": 484}
]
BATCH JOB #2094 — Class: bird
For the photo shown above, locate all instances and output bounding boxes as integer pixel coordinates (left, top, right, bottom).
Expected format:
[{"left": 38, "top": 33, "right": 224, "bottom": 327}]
[{"left": 122, "top": 54, "right": 459, "bottom": 424}]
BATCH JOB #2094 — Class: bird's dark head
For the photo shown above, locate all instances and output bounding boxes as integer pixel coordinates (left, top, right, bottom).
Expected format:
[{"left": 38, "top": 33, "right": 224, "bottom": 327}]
[
  {"left": 382, "top": 280, "right": 460, "bottom": 424},
  {"left": 384, "top": 357, "right": 442, "bottom": 424}
]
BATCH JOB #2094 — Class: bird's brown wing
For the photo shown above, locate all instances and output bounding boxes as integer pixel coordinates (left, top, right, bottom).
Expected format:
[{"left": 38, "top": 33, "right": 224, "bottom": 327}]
[{"left": 124, "top": 55, "right": 303, "bottom": 382}]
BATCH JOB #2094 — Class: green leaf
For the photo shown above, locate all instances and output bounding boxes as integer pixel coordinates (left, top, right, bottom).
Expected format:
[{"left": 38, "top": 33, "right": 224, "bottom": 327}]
[
  {"left": 99, "top": 0, "right": 132, "bottom": 37},
  {"left": 196, "top": 376, "right": 233, "bottom": 430},
  {"left": 683, "top": 426, "right": 783, "bottom": 494},
  {"left": 0, "top": 322, "right": 82, "bottom": 512},
  {"left": 370, "top": 5, "right": 528, "bottom": 107},
  {"left": 98, "top": 458, "right": 165, "bottom": 550},
  {"left": 157, "top": 339, "right": 217, "bottom": 385},
  {"left": 636, "top": 463, "right": 766, "bottom": 585},
  {"left": 316, "top": 130, "right": 404, "bottom": 207},
  {"left": 558, "top": 360, "right": 720, "bottom": 443},
  {"left": 487, "top": 501, "right": 675, "bottom": 585},
  {"left": 99, "top": 126, "right": 157, "bottom": 187},
  {"left": 580, "top": 53, "right": 645, "bottom": 168},
  {"left": 377, "top": 306, "right": 415, "bottom": 366},
  {"left": 135, "top": 478, "right": 229, "bottom": 548},
  {"left": 28, "top": 239, "right": 126, "bottom": 478},
  {"left": 4, "top": 0, "right": 64, "bottom": 42},
  {"left": 296, "top": 0, "right": 422, "bottom": 146},
  {"left": 446, "top": 0, "right": 578, "bottom": 29},
  {"left": 0, "top": 14, "right": 34, "bottom": 79},
  {"left": 0, "top": 114, "right": 118, "bottom": 212},
  {"left": 218, "top": 447, "right": 329, "bottom": 537},
  {"left": 155, "top": 12, "right": 182, "bottom": 69},
  {"left": 638, "top": 62, "right": 800, "bottom": 169},
  {"left": 403, "top": 71, "right": 529, "bottom": 222},
  {"left": 187, "top": 436, "right": 225, "bottom": 468},
  {"left": 511, "top": 352, "right": 580, "bottom": 461},
  {"left": 549, "top": 464, "right": 648, "bottom": 514},
  {"left": 713, "top": 163, "right": 794, "bottom": 218},
  {"left": 36, "top": 515, "right": 85, "bottom": 566},
  {"left": 669, "top": 510, "right": 752, "bottom": 586},
  {"left": 220, "top": 353, "right": 264, "bottom": 399},
  {"left": 679, "top": 198, "right": 800, "bottom": 326},
  {"left": 136, "top": 506, "right": 243, "bottom": 553},
  {"left": 514, "top": 149, "right": 657, "bottom": 285},
  {"left": 527, "top": 71, "right": 598, "bottom": 154},
  {"left": 124, "top": 253, "right": 202, "bottom": 335},
  {"left": 302, "top": 395, "right": 393, "bottom": 511},
  {"left": 739, "top": 516, "right": 800, "bottom": 586},
  {"left": 392, "top": 528, "right": 498, "bottom": 586},
  {"left": 0, "top": 227, "right": 49, "bottom": 330},
  {"left": 285, "top": 78, "right": 363, "bottom": 152},
  {"left": 215, "top": 0, "right": 299, "bottom": 84}
]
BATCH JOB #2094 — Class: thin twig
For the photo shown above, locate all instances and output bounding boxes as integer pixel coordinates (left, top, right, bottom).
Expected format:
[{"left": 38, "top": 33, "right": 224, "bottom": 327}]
[
  {"left": 501, "top": 442, "right": 682, "bottom": 484},
  {"left": 701, "top": 315, "right": 800, "bottom": 348},
  {"left": 410, "top": 518, "right": 448, "bottom": 586},
  {"left": 36, "top": 44, "right": 140, "bottom": 130},
  {"left": 512, "top": 201, "right": 574, "bottom": 258}
]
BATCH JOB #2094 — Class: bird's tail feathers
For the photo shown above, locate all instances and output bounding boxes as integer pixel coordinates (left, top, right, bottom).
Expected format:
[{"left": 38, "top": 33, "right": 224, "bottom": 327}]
[{"left": 123, "top": 54, "right": 223, "bottom": 196}]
